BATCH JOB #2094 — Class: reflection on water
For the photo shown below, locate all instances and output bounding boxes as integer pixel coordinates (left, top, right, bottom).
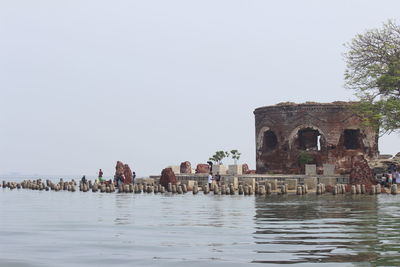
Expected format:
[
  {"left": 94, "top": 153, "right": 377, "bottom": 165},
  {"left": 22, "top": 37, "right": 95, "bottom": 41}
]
[
  {"left": 1, "top": 189, "right": 400, "bottom": 266},
  {"left": 114, "top": 194, "right": 133, "bottom": 225},
  {"left": 253, "top": 194, "right": 400, "bottom": 265}
]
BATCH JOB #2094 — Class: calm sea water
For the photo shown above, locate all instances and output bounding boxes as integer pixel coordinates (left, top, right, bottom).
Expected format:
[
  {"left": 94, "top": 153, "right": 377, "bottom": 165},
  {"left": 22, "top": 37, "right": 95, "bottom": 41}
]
[{"left": 1, "top": 188, "right": 400, "bottom": 266}]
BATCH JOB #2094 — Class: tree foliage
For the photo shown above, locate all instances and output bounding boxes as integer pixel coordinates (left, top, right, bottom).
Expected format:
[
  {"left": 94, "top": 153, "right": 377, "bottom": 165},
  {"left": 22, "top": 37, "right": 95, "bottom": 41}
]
[
  {"left": 344, "top": 20, "right": 400, "bottom": 134},
  {"left": 230, "top": 150, "right": 241, "bottom": 164},
  {"left": 209, "top": 151, "right": 230, "bottom": 165}
]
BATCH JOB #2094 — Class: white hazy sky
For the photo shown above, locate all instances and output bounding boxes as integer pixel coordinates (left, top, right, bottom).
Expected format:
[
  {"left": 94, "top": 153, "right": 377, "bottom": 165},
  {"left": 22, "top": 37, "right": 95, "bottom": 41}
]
[{"left": 1, "top": 0, "right": 399, "bottom": 178}]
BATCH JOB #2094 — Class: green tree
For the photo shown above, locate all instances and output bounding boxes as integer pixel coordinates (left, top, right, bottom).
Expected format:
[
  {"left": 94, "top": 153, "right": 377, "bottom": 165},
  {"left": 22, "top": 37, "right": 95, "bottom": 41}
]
[
  {"left": 230, "top": 150, "right": 241, "bottom": 164},
  {"left": 209, "top": 151, "right": 230, "bottom": 165},
  {"left": 344, "top": 20, "right": 400, "bottom": 134}
]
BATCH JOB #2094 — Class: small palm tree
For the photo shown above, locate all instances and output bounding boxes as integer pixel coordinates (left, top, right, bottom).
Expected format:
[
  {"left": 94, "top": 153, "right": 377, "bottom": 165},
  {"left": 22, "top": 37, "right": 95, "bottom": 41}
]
[{"left": 230, "top": 150, "right": 241, "bottom": 165}]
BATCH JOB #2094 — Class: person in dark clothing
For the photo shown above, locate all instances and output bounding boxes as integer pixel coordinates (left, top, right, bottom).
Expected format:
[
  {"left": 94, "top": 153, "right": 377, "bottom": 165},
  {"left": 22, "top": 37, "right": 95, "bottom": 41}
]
[{"left": 215, "top": 172, "right": 221, "bottom": 186}]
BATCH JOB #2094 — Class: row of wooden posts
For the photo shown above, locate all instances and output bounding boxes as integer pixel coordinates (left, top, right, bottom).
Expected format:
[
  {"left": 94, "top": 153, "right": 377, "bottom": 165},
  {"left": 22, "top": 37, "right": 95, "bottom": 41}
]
[{"left": 1, "top": 179, "right": 399, "bottom": 195}]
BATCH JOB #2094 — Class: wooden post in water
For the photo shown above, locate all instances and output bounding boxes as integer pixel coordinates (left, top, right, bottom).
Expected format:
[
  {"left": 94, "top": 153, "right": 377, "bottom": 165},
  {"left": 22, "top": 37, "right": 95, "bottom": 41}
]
[
  {"left": 203, "top": 184, "right": 210, "bottom": 194},
  {"left": 160, "top": 186, "right": 165, "bottom": 193},
  {"left": 259, "top": 185, "right": 265, "bottom": 196},
  {"left": 361, "top": 184, "right": 366, "bottom": 194},
  {"left": 266, "top": 183, "right": 272, "bottom": 195},
  {"left": 391, "top": 184, "right": 397, "bottom": 195},
  {"left": 145, "top": 185, "right": 151, "bottom": 193},
  {"left": 177, "top": 185, "right": 183, "bottom": 194},
  {"left": 370, "top": 185, "right": 376, "bottom": 195},
  {"left": 214, "top": 184, "right": 219, "bottom": 195},
  {"left": 229, "top": 184, "right": 235, "bottom": 195},
  {"left": 249, "top": 185, "right": 254, "bottom": 195},
  {"left": 356, "top": 184, "right": 361, "bottom": 194},
  {"left": 316, "top": 184, "right": 321, "bottom": 195},
  {"left": 376, "top": 184, "right": 381, "bottom": 194},
  {"left": 171, "top": 184, "right": 177, "bottom": 194},
  {"left": 100, "top": 184, "right": 106, "bottom": 193},
  {"left": 281, "top": 185, "right": 286, "bottom": 195},
  {"left": 302, "top": 184, "right": 307, "bottom": 194},
  {"left": 238, "top": 185, "right": 243, "bottom": 195},
  {"left": 244, "top": 185, "right": 249, "bottom": 196},
  {"left": 222, "top": 184, "right": 227, "bottom": 195},
  {"left": 225, "top": 186, "right": 230, "bottom": 195},
  {"left": 296, "top": 186, "right": 302, "bottom": 195},
  {"left": 192, "top": 182, "right": 199, "bottom": 195},
  {"left": 351, "top": 185, "right": 356, "bottom": 194},
  {"left": 332, "top": 185, "right": 338, "bottom": 195}
]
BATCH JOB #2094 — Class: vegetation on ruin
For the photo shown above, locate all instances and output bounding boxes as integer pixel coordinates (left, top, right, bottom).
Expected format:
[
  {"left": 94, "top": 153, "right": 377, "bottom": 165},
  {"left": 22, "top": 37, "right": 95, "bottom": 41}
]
[
  {"left": 208, "top": 150, "right": 242, "bottom": 165},
  {"left": 209, "top": 151, "right": 230, "bottom": 165},
  {"left": 344, "top": 20, "right": 400, "bottom": 134},
  {"left": 298, "top": 151, "right": 313, "bottom": 166}
]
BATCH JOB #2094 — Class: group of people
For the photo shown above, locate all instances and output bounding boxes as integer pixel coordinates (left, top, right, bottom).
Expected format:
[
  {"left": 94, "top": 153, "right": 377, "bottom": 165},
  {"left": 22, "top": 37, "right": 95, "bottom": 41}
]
[
  {"left": 207, "top": 172, "right": 222, "bottom": 188},
  {"left": 81, "top": 169, "right": 136, "bottom": 186},
  {"left": 380, "top": 164, "right": 400, "bottom": 187}
]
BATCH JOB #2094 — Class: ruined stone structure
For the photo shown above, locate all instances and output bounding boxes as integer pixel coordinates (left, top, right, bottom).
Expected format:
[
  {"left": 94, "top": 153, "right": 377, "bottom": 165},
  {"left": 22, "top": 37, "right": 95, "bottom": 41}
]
[
  {"left": 254, "top": 102, "right": 379, "bottom": 174},
  {"left": 115, "top": 161, "right": 134, "bottom": 184},
  {"left": 180, "top": 161, "right": 192, "bottom": 174},
  {"left": 160, "top": 167, "right": 177, "bottom": 187}
]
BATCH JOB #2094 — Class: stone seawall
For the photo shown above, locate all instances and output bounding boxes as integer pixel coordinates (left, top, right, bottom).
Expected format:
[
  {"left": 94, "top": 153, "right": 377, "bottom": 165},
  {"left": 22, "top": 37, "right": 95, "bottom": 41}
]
[{"left": 148, "top": 174, "right": 349, "bottom": 189}]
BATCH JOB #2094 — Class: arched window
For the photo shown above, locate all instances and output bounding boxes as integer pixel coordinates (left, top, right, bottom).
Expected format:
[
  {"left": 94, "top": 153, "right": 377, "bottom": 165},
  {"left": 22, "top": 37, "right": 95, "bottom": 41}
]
[
  {"left": 263, "top": 130, "right": 278, "bottom": 152},
  {"left": 343, "top": 129, "right": 362, "bottom": 149},
  {"left": 297, "top": 128, "right": 322, "bottom": 151}
]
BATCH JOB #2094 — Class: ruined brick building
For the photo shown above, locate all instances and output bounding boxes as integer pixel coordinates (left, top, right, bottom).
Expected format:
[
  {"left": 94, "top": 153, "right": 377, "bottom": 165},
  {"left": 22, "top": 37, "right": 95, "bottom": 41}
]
[{"left": 254, "top": 102, "right": 379, "bottom": 174}]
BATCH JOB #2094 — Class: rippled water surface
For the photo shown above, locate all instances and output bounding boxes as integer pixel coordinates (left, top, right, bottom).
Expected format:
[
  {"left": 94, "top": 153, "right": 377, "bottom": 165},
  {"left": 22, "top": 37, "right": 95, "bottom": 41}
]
[{"left": 1, "top": 189, "right": 400, "bottom": 266}]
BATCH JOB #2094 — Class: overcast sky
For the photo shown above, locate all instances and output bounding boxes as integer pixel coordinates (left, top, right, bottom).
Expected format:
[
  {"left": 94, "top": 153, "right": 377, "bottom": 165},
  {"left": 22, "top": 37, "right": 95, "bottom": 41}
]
[{"left": 1, "top": 0, "right": 399, "bottom": 178}]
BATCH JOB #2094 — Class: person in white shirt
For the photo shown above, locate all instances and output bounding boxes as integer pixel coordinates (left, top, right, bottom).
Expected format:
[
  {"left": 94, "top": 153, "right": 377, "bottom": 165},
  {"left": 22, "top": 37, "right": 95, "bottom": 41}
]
[{"left": 207, "top": 172, "right": 213, "bottom": 189}]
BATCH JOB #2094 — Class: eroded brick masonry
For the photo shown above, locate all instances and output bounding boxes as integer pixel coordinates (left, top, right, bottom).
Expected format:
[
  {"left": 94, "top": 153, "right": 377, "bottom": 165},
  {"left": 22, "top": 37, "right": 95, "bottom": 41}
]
[{"left": 254, "top": 102, "right": 379, "bottom": 174}]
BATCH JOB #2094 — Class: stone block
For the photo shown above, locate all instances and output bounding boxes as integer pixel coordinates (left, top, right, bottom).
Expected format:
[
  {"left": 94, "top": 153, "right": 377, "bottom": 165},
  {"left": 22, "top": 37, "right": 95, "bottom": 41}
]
[
  {"left": 323, "top": 164, "right": 335, "bottom": 176},
  {"left": 261, "top": 179, "right": 277, "bottom": 190},
  {"left": 212, "top": 165, "right": 227, "bottom": 175},
  {"left": 285, "top": 179, "right": 298, "bottom": 190},
  {"left": 319, "top": 177, "right": 337, "bottom": 186},
  {"left": 270, "top": 179, "right": 278, "bottom": 190},
  {"left": 223, "top": 176, "right": 238, "bottom": 189},
  {"left": 305, "top": 164, "right": 317, "bottom": 176},
  {"left": 168, "top": 166, "right": 181, "bottom": 174},
  {"left": 187, "top": 180, "right": 196, "bottom": 191},
  {"left": 228, "top": 164, "right": 243, "bottom": 175},
  {"left": 303, "top": 177, "right": 317, "bottom": 189},
  {"left": 241, "top": 177, "right": 255, "bottom": 189}
]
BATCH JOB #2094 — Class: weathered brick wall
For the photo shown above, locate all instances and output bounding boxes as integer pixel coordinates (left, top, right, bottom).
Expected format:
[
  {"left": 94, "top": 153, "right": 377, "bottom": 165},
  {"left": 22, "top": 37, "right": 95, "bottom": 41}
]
[{"left": 254, "top": 102, "right": 379, "bottom": 174}]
